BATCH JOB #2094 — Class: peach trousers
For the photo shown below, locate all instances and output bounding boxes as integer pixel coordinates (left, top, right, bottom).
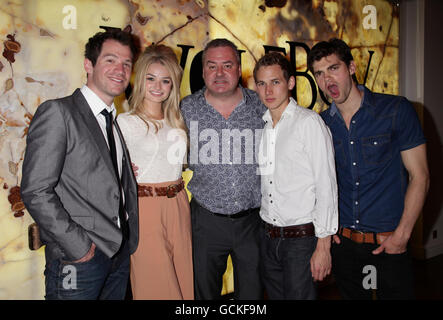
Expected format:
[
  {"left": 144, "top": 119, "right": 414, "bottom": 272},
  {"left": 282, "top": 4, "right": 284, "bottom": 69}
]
[{"left": 130, "top": 179, "right": 194, "bottom": 300}]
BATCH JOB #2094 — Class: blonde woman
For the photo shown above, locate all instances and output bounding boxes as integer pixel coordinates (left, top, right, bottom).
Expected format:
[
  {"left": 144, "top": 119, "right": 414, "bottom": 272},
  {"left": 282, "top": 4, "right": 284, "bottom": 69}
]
[{"left": 117, "top": 45, "right": 193, "bottom": 300}]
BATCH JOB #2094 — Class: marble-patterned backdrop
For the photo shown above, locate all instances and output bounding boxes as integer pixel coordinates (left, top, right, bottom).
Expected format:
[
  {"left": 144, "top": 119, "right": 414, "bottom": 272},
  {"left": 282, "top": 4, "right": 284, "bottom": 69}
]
[{"left": 0, "top": 0, "right": 399, "bottom": 299}]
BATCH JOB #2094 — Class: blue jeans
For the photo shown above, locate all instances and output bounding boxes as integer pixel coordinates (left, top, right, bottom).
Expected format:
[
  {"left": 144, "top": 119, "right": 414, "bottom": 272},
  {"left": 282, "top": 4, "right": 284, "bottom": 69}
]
[
  {"left": 44, "top": 241, "right": 130, "bottom": 300},
  {"left": 260, "top": 225, "right": 318, "bottom": 300}
]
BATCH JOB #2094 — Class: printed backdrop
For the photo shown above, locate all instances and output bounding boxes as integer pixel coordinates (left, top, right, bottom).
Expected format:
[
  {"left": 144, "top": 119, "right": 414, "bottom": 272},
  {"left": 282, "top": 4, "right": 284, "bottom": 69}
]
[{"left": 0, "top": 0, "right": 399, "bottom": 299}]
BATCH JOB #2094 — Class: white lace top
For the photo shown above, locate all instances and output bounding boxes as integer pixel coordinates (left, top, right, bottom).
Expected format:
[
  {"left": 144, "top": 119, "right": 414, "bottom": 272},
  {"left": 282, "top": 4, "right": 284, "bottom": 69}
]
[{"left": 117, "top": 112, "right": 187, "bottom": 183}]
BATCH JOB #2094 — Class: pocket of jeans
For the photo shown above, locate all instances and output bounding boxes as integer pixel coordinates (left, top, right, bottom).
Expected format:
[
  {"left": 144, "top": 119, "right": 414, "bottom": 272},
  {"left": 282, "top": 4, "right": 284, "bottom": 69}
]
[
  {"left": 286, "top": 236, "right": 317, "bottom": 259},
  {"left": 361, "top": 133, "right": 392, "bottom": 165},
  {"left": 382, "top": 250, "right": 407, "bottom": 257},
  {"left": 60, "top": 245, "right": 97, "bottom": 265}
]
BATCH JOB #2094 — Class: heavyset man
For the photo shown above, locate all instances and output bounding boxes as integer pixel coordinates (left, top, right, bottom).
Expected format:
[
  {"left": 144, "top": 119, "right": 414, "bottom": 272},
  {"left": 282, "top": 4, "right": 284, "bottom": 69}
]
[{"left": 180, "top": 38, "right": 266, "bottom": 299}]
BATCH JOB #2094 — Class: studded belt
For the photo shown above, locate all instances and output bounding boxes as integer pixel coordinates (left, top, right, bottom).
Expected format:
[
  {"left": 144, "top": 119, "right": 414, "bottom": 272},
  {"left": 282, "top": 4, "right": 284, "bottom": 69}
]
[{"left": 138, "top": 180, "right": 185, "bottom": 198}]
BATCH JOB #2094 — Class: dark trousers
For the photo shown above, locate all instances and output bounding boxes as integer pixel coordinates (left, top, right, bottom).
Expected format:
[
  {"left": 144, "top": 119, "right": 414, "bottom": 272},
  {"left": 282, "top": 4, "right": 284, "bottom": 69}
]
[
  {"left": 259, "top": 224, "right": 318, "bottom": 300},
  {"left": 332, "top": 235, "right": 414, "bottom": 300},
  {"left": 190, "top": 199, "right": 263, "bottom": 300},
  {"left": 45, "top": 239, "right": 130, "bottom": 300}
]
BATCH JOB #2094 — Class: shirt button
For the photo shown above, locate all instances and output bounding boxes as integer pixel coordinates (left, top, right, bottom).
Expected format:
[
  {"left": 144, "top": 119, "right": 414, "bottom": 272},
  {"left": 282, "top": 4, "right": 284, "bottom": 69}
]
[
  {"left": 353, "top": 162, "right": 357, "bottom": 166},
  {"left": 270, "top": 200, "right": 273, "bottom": 204},
  {"left": 355, "top": 182, "right": 360, "bottom": 186},
  {"left": 270, "top": 181, "right": 272, "bottom": 184},
  {"left": 374, "top": 141, "right": 378, "bottom": 145},
  {"left": 350, "top": 141, "right": 354, "bottom": 144},
  {"left": 352, "top": 120, "right": 356, "bottom": 124},
  {"left": 356, "top": 220, "right": 360, "bottom": 224},
  {"left": 269, "top": 194, "right": 272, "bottom": 197},
  {"left": 355, "top": 201, "right": 359, "bottom": 205}
]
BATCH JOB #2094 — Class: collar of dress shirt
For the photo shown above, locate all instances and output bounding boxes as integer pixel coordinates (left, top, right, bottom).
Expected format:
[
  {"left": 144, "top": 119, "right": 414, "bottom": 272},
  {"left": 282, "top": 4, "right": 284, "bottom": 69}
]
[
  {"left": 80, "top": 85, "right": 116, "bottom": 117},
  {"left": 262, "top": 97, "right": 298, "bottom": 124}
]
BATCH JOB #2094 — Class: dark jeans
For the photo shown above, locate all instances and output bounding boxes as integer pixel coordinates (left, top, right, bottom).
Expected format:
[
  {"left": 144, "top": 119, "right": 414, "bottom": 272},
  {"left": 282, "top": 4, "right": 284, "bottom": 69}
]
[
  {"left": 190, "top": 199, "right": 263, "bottom": 300},
  {"left": 331, "top": 235, "right": 414, "bottom": 300},
  {"left": 45, "top": 240, "right": 130, "bottom": 300},
  {"left": 259, "top": 224, "right": 318, "bottom": 300}
]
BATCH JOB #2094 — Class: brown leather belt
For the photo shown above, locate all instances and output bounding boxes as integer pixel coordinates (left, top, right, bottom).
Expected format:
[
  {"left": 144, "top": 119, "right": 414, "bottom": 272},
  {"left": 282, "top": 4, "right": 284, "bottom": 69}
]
[
  {"left": 138, "top": 181, "right": 185, "bottom": 198},
  {"left": 339, "top": 227, "right": 393, "bottom": 244},
  {"left": 265, "top": 222, "right": 315, "bottom": 239}
]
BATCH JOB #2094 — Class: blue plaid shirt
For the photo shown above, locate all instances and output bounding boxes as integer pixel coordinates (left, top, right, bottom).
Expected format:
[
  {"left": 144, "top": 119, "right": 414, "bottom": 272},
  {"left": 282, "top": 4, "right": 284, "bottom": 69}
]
[
  {"left": 320, "top": 86, "right": 426, "bottom": 233},
  {"left": 180, "top": 86, "right": 266, "bottom": 214}
]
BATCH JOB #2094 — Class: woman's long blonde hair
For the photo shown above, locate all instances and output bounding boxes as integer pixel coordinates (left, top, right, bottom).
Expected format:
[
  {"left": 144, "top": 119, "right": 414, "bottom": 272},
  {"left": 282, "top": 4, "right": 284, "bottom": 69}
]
[{"left": 129, "top": 44, "right": 187, "bottom": 135}]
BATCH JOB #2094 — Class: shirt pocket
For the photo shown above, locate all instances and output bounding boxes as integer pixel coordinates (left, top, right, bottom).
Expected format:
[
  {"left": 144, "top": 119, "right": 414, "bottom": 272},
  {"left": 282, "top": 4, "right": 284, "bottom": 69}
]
[
  {"left": 332, "top": 139, "right": 347, "bottom": 168},
  {"left": 361, "top": 133, "right": 392, "bottom": 165}
]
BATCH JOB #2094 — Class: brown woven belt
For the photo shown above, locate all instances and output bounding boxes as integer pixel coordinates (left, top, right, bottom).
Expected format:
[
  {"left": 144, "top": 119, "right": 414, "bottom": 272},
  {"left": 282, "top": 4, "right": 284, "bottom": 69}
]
[
  {"left": 339, "top": 227, "right": 393, "bottom": 244},
  {"left": 265, "top": 222, "right": 315, "bottom": 239},
  {"left": 138, "top": 181, "right": 185, "bottom": 198}
]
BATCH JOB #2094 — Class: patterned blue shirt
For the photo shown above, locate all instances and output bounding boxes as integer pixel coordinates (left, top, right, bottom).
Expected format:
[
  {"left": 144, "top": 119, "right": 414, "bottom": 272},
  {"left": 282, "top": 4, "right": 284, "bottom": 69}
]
[
  {"left": 320, "top": 86, "right": 426, "bottom": 233},
  {"left": 180, "top": 86, "right": 266, "bottom": 214}
]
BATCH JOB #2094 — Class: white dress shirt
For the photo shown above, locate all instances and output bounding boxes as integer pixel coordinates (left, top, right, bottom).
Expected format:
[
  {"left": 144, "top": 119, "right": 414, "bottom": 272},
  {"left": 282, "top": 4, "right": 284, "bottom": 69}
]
[
  {"left": 80, "top": 85, "right": 126, "bottom": 225},
  {"left": 257, "top": 98, "right": 338, "bottom": 238},
  {"left": 80, "top": 85, "right": 124, "bottom": 177}
]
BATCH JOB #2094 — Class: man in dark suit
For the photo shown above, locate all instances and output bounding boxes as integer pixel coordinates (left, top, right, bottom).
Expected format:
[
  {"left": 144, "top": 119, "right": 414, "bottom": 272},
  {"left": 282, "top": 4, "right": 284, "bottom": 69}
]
[{"left": 21, "top": 30, "right": 140, "bottom": 300}]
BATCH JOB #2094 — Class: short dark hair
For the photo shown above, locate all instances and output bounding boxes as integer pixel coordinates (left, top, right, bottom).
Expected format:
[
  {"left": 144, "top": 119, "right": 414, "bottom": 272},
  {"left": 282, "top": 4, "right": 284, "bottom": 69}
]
[
  {"left": 84, "top": 29, "right": 140, "bottom": 66},
  {"left": 307, "top": 38, "right": 354, "bottom": 73},
  {"left": 253, "top": 51, "right": 294, "bottom": 82},
  {"left": 202, "top": 38, "right": 240, "bottom": 65}
]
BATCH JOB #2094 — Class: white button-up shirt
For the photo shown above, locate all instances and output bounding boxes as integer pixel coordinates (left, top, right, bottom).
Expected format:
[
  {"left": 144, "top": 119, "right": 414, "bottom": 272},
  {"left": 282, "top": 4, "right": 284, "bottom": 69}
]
[
  {"left": 80, "top": 85, "right": 123, "bottom": 177},
  {"left": 257, "top": 98, "right": 338, "bottom": 238}
]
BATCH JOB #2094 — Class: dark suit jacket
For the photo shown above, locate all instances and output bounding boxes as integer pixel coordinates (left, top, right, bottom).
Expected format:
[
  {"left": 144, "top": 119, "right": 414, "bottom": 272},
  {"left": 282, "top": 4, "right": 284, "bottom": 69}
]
[{"left": 21, "top": 89, "right": 139, "bottom": 262}]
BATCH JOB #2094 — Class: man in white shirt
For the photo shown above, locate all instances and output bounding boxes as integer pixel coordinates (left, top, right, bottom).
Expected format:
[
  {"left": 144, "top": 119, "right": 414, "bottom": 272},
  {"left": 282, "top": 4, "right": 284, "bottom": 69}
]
[
  {"left": 254, "top": 52, "right": 338, "bottom": 299},
  {"left": 21, "top": 30, "right": 140, "bottom": 299}
]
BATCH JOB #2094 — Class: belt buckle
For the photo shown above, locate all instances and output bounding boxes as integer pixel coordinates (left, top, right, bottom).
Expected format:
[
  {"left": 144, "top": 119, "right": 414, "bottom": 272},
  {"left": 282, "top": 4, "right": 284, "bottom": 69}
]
[
  {"left": 166, "top": 184, "right": 178, "bottom": 198},
  {"left": 350, "top": 229, "right": 365, "bottom": 243}
]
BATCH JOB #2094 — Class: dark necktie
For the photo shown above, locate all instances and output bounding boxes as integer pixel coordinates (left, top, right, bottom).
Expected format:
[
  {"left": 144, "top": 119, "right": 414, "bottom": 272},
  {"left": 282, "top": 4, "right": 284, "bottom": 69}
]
[{"left": 100, "top": 109, "right": 129, "bottom": 240}]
